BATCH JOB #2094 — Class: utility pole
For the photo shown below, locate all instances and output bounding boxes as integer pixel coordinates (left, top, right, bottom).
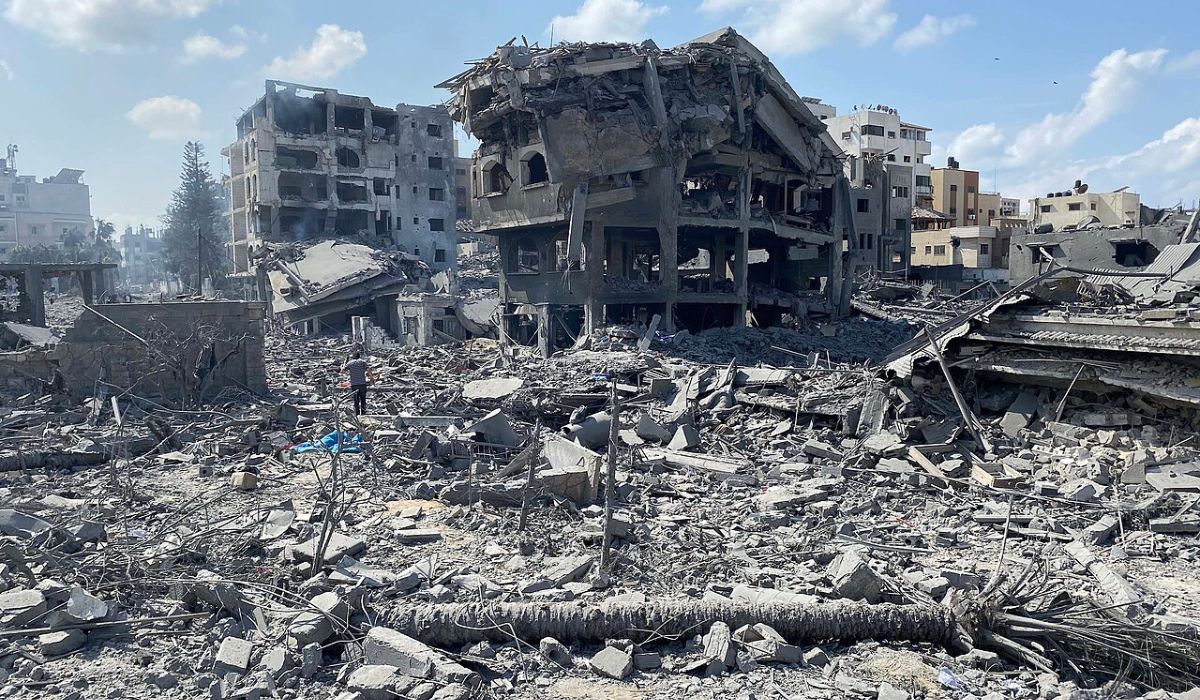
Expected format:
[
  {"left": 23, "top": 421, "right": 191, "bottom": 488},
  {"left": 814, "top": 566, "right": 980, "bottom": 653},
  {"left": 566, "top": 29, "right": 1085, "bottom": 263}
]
[{"left": 196, "top": 224, "right": 202, "bottom": 294}]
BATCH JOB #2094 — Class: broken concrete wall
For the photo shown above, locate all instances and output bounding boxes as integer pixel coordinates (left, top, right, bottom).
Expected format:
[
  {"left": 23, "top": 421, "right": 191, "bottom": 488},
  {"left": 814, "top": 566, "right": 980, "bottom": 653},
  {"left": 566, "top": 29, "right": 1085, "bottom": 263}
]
[
  {"left": 51, "top": 301, "right": 267, "bottom": 400},
  {"left": 1010, "top": 223, "right": 1185, "bottom": 283}
]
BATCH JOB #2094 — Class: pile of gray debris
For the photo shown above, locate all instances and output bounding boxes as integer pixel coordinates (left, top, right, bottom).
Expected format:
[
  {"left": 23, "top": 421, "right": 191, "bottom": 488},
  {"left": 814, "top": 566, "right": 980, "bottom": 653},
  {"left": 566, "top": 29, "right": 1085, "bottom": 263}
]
[{"left": 1, "top": 299, "right": 1199, "bottom": 700}]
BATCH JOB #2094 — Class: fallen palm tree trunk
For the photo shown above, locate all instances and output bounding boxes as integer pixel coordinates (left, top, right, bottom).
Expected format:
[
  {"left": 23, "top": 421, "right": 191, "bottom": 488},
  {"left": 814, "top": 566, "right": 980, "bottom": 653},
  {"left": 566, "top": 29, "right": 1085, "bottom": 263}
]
[{"left": 386, "top": 600, "right": 958, "bottom": 648}]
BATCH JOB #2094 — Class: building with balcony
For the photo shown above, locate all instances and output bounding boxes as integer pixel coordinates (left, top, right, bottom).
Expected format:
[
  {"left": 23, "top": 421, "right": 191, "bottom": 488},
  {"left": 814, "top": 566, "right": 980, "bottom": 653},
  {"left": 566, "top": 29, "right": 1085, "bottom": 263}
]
[
  {"left": 223, "top": 81, "right": 458, "bottom": 275},
  {"left": 440, "top": 29, "right": 867, "bottom": 355},
  {"left": 820, "top": 104, "right": 932, "bottom": 270},
  {"left": 0, "top": 146, "right": 93, "bottom": 262}
]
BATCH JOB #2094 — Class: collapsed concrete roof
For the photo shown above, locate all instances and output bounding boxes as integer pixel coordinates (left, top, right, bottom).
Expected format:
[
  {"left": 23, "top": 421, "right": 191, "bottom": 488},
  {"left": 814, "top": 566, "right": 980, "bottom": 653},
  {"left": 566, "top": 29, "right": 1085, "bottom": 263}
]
[
  {"left": 265, "top": 240, "right": 426, "bottom": 325},
  {"left": 438, "top": 27, "right": 845, "bottom": 191}
]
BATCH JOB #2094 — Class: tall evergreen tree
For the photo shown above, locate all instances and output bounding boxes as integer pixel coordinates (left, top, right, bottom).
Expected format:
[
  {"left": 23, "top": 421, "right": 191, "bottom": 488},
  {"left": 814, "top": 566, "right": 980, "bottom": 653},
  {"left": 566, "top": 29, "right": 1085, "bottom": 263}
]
[{"left": 162, "top": 141, "right": 228, "bottom": 289}]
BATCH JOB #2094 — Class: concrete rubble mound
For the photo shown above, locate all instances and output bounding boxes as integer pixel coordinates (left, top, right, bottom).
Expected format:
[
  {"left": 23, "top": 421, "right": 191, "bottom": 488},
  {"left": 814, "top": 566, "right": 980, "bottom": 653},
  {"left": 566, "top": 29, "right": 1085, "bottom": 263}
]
[{"left": 2, "top": 30, "right": 1200, "bottom": 700}]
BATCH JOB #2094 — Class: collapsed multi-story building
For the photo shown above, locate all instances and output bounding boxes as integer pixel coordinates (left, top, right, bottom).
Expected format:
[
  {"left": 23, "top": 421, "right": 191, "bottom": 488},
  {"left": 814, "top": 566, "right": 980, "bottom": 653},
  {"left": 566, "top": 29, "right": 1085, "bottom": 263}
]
[
  {"left": 224, "top": 81, "right": 458, "bottom": 275},
  {"left": 439, "top": 28, "right": 875, "bottom": 355}
]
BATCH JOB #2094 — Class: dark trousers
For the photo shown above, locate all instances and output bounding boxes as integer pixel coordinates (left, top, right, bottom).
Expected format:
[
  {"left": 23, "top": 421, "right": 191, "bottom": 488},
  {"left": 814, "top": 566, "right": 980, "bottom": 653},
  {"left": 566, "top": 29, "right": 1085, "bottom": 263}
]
[{"left": 351, "top": 384, "right": 368, "bottom": 416}]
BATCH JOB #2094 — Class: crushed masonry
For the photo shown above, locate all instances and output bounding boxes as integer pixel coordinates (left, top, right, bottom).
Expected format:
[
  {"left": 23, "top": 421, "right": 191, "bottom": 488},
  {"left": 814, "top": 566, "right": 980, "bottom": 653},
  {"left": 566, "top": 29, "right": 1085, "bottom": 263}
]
[{"left": 2, "top": 27, "right": 1200, "bottom": 700}]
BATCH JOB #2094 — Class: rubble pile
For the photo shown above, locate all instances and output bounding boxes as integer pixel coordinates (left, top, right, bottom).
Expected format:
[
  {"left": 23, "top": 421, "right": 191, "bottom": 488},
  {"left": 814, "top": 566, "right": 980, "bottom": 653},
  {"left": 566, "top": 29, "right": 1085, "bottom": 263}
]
[{"left": 1, "top": 292, "right": 1199, "bottom": 700}]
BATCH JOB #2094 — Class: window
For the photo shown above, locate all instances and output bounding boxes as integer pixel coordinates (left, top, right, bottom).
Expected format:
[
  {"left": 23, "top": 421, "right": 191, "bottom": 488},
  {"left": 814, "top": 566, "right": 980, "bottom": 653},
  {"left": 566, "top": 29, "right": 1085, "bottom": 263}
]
[
  {"left": 1090, "top": 203, "right": 1097, "bottom": 211},
  {"left": 411, "top": 154, "right": 417, "bottom": 162},
  {"left": 886, "top": 154, "right": 895, "bottom": 162},
  {"left": 967, "top": 186, "right": 975, "bottom": 193},
  {"left": 429, "top": 218, "right": 445, "bottom": 231},
  {"left": 903, "top": 155, "right": 911, "bottom": 163},
  {"left": 910, "top": 246, "right": 916, "bottom": 254},
  {"left": 987, "top": 209, "right": 995, "bottom": 218},
  {"left": 434, "top": 248, "right": 447, "bottom": 262},
  {"left": 1068, "top": 203, "right": 1082, "bottom": 211},
  {"left": 980, "top": 243, "right": 990, "bottom": 255},
  {"left": 1040, "top": 205, "right": 1052, "bottom": 213},
  {"left": 863, "top": 124, "right": 884, "bottom": 136},
  {"left": 426, "top": 124, "right": 442, "bottom": 137},
  {"left": 524, "top": 152, "right": 548, "bottom": 185},
  {"left": 427, "top": 156, "right": 444, "bottom": 170},
  {"left": 934, "top": 245, "right": 946, "bottom": 255},
  {"left": 924, "top": 245, "right": 932, "bottom": 254},
  {"left": 892, "top": 186, "right": 909, "bottom": 198},
  {"left": 887, "top": 131, "right": 896, "bottom": 138},
  {"left": 949, "top": 207, "right": 957, "bottom": 215},
  {"left": 857, "top": 198, "right": 869, "bottom": 213},
  {"left": 413, "top": 217, "right": 419, "bottom": 225},
  {"left": 915, "top": 175, "right": 931, "bottom": 187},
  {"left": 894, "top": 218, "right": 907, "bottom": 231},
  {"left": 335, "top": 147, "right": 361, "bottom": 168},
  {"left": 429, "top": 187, "right": 445, "bottom": 201},
  {"left": 841, "top": 131, "right": 852, "bottom": 140},
  {"left": 512, "top": 238, "right": 540, "bottom": 274},
  {"left": 950, "top": 184, "right": 958, "bottom": 192},
  {"left": 484, "top": 162, "right": 508, "bottom": 194},
  {"left": 967, "top": 208, "right": 975, "bottom": 216},
  {"left": 412, "top": 185, "right": 419, "bottom": 194}
]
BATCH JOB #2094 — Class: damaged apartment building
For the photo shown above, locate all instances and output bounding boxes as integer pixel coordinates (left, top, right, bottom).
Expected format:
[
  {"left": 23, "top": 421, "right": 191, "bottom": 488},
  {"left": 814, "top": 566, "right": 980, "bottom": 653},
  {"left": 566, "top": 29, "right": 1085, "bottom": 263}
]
[
  {"left": 439, "top": 28, "right": 878, "bottom": 355},
  {"left": 224, "top": 81, "right": 458, "bottom": 277}
]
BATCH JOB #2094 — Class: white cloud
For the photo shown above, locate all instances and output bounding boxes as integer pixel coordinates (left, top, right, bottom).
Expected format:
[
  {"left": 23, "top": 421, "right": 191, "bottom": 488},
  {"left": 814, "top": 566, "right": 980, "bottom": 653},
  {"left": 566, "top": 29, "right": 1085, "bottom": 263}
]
[
  {"left": 1005, "top": 48, "right": 1166, "bottom": 166},
  {"left": 0, "top": 59, "right": 12, "bottom": 80},
  {"left": 893, "top": 14, "right": 975, "bottom": 52},
  {"left": 1167, "top": 50, "right": 1200, "bottom": 73},
  {"left": 1004, "top": 118, "right": 1200, "bottom": 206},
  {"left": 941, "top": 123, "right": 1004, "bottom": 167},
  {"left": 265, "top": 24, "right": 365, "bottom": 82},
  {"left": 698, "top": 0, "right": 896, "bottom": 56},
  {"left": 182, "top": 31, "right": 245, "bottom": 62},
  {"left": 547, "top": 0, "right": 668, "bottom": 43},
  {"left": 126, "top": 96, "right": 203, "bottom": 141},
  {"left": 3, "top": 0, "right": 220, "bottom": 52}
]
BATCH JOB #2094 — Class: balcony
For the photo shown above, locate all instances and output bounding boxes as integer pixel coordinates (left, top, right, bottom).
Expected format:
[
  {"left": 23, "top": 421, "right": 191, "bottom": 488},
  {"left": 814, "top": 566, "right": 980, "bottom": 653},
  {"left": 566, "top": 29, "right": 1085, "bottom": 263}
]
[{"left": 916, "top": 185, "right": 933, "bottom": 195}]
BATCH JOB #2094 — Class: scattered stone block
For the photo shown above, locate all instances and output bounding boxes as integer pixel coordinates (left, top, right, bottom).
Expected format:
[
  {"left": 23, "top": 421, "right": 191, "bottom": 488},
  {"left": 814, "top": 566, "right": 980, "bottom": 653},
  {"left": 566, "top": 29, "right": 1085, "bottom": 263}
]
[
  {"left": 589, "top": 646, "right": 633, "bottom": 680},
  {"left": 66, "top": 587, "right": 108, "bottom": 622},
  {"left": 293, "top": 531, "right": 366, "bottom": 564},
  {"left": 667, "top": 424, "right": 701, "bottom": 451},
  {"left": 734, "top": 623, "right": 800, "bottom": 664},
  {"left": 633, "top": 651, "right": 661, "bottom": 670},
  {"left": 363, "top": 627, "right": 477, "bottom": 686},
  {"left": 802, "top": 439, "right": 842, "bottom": 460},
  {"left": 540, "top": 555, "right": 594, "bottom": 586},
  {"left": 0, "top": 588, "right": 47, "bottom": 627},
  {"left": 39, "top": 628, "right": 86, "bottom": 656},
  {"left": 803, "top": 646, "right": 829, "bottom": 667},
  {"left": 231, "top": 471, "right": 259, "bottom": 490},
  {"left": 702, "top": 621, "right": 736, "bottom": 672},
  {"left": 215, "top": 637, "right": 254, "bottom": 674},
  {"left": 826, "top": 549, "right": 882, "bottom": 603},
  {"left": 0, "top": 509, "right": 53, "bottom": 539},
  {"left": 347, "top": 665, "right": 409, "bottom": 700},
  {"left": 539, "top": 637, "right": 571, "bottom": 666},
  {"left": 635, "top": 414, "right": 671, "bottom": 443},
  {"left": 539, "top": 466, "right": 592, "bottom": 504}
]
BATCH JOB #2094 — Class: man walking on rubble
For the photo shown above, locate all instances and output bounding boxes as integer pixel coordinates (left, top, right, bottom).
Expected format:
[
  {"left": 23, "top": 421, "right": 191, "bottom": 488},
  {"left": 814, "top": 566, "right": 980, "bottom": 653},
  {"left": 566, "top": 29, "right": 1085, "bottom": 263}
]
[{"left": 343, "top": 351, "right": 374, "bottom": 417}]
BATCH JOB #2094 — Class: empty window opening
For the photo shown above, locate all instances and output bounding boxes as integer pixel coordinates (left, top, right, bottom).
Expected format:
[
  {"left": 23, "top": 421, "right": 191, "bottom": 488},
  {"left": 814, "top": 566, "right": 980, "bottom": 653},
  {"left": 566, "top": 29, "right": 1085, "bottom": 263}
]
[
  {"left": 511, "top": 238, "right": 540, "bottom": 274},
  {"left": 524, "top": 152, "right": 548, "bottom": 185},
  {"left": 427, "top": 123, "right": 442, "bottom": 137},
  {"left": 429, "top": 187, "right": 445, "bottom": 201},
  {"left": 484, "top": 162, "right": 509, "bottom": 194},
  {"left": 373, "top": 178, "right": 389, "bottom": 196},
  {"left": 336, "top": 147, "right": 361, "bottom": 168},
  {"left": 1068, "top": 202, "right": 1082, "bottom": 211},
  {"left": 276, "top": 147, "right": 318, "bottom": 169},
  {"left": 371, "top": 110, "right": 398, "bottom": 137},
  {"left": 429, "top": 218, "right": 445, "bottom": 231},
  {"left": 428, "top": 156, "right": 444, "bottom": 170},
  {"left": 933, "top": 245, "right": 946, "bottom": 255},
  {"left": 980, "top": 243, "right": 990, "bottom": 255},
  {"left": 278, "top": 172, "right": 327, "bottom": 201},
  {"left": 1112, "top": 240, "right": 1158, "bottom": 267},
  {"left": 434, "top": 248, "right": 446, "bottom": 262},
  {"left": 336, "top": 181, "right": 369, "bottom": 203},
  {"left": 856, "top": 198, "right": 870, "bottom": 213},
  {"left": 333, "top": 106, "right": 365, "bottom": 133}
]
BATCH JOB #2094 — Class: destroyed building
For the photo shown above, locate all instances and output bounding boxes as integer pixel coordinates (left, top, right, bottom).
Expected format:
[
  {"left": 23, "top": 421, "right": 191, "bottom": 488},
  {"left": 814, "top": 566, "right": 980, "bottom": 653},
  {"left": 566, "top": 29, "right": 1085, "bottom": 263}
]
[
  {"left": 224, "top": 81, "right": 458, "bottom": 276},
  {"left": 439, "top": 28, "right": 880, "bottom": 355}
]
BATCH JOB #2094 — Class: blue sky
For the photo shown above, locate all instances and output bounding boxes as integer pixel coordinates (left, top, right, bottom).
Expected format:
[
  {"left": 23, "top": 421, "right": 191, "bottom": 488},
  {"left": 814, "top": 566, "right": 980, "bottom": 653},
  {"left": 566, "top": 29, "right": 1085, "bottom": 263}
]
[{"left": 2, "top": 0, "right": 1200, "bottom": 232}]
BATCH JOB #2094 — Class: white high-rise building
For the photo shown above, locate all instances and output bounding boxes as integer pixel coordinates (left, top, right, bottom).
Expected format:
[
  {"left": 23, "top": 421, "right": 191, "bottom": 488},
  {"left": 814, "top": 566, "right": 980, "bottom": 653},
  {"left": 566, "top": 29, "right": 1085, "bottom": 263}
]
[{"left": 815, "top": 103, "right": 933, "bottom": 269}]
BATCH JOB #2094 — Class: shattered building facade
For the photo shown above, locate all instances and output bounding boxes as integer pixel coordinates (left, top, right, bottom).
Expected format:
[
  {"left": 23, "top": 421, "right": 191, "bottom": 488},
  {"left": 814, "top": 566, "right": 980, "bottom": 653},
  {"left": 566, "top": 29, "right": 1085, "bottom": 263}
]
[
  {"left": 0, "top": 146, "right": 94, "bottom": 262},
  {"left": 440, "top": 29, "right": 876, "bottom": 355},
  {"left": 224, "top": 81, "right": 458, "bottom": 275}
]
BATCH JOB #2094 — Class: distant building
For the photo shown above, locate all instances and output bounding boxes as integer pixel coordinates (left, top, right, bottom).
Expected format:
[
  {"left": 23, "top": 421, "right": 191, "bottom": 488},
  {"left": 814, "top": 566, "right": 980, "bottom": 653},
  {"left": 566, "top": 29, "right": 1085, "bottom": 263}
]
[
  {"left": 453, "top": 156, "right": 472, "bottom": 223},
  {"left": 1000, "top": 197, "right": 1021, "bottom": 217},
  {"left": 0, "top": 145, "right": 94, "bottom": 262},
  {"left": 1028, "top": 188, "right": 1141, "bottom": 232},
  {"left": 819, "top": 103, "right": 932, "bottom": 271},
  {"left": 223, "top": 80, "right": 458, "bottom": 274},
  {"left": 119, "top": 225, "right": 164, "bottom": 287}
]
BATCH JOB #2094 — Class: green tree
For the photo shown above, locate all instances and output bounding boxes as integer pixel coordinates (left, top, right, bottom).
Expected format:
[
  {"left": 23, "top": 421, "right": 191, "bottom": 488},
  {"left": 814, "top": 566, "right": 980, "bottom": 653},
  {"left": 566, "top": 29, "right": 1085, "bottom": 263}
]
[
  {"left": 91, "top": 218, "right": 122, "bottom": 264},
  {"left": 9, "top": 244, "right": 69, "bottom": 264},
  {"left": 161, "top": 141, "right": 228, "bottom": 289}
]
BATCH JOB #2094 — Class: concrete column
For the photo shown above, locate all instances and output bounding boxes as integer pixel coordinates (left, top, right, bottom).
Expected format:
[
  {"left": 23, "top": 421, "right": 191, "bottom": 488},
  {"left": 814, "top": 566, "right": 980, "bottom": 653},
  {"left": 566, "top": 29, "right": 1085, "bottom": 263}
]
[
  {"left": 585, "top": 218, "right": 604, "bottom": 333},
  {"left": 735, "top": 227, "right": 749, "bottom": 325},
  {"left": 653, "top": 167, "right": 678, "bottom": 333},
  {"left": 79, "top": 270, "right": 95, "bottom": 305},
  {"left": 535, "top": 304, "right": 553, "bottom": 358},
  {"left": 23, "top": 266, "right": 46, "bottom": 326}
]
